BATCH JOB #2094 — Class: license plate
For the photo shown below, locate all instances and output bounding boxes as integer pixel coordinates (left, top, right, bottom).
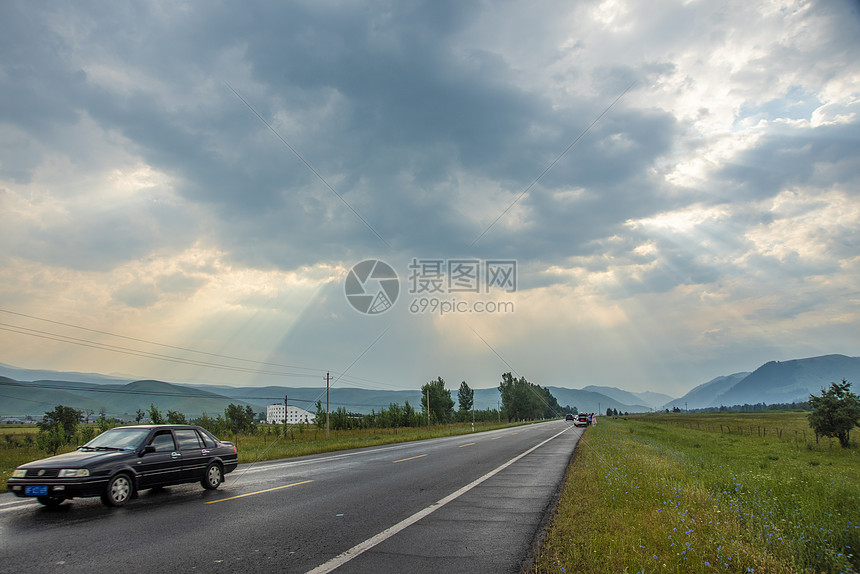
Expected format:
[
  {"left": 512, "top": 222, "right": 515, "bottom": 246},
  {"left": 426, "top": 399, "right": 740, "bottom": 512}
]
[{"left": 24, "top": 485, "right": 48, "bottom": 496}]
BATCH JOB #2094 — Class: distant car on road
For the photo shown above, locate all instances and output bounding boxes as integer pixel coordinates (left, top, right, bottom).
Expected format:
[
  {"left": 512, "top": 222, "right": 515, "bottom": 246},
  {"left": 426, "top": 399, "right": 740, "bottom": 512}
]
[
  {"left": 565, "top": 414, "right": 575, "bottom": 421},
  {"left": 574, "top": 414, "right": 589, "bottom": 427},
  {"left": 7, "top": 425, "right": 238, "bottom": 508}
]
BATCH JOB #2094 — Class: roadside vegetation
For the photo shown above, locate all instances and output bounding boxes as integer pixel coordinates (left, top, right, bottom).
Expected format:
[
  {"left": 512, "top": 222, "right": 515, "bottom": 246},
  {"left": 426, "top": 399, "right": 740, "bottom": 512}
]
[{"left": 534, "top": 412, "right": 860, "bottom": 573}]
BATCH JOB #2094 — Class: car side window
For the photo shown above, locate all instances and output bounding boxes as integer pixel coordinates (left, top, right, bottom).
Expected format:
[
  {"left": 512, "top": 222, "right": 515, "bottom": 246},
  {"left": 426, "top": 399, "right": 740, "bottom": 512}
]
[
  {"left": 175, "top": 429, "right": 202, "bottom": 450},
  {"left": 197, "top": 430, "right": 216, "bottom": 449},
  {"left": 150, "top": 431, "right": 176, "bottom": 452}
]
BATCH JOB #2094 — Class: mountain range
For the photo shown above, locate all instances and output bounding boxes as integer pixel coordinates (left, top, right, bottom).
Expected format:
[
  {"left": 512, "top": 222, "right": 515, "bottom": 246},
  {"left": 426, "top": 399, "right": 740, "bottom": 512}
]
[
  {"left": 665, "top": 354, "right": 860, "bottom": 409},
  {"left": 1, "top": 354, "right": 857, "bottom": 420}
]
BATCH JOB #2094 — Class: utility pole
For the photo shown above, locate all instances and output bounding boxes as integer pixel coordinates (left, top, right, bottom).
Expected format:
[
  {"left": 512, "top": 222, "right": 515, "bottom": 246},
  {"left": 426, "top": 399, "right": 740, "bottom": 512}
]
[
  {"left": 325, "top": 372, "right": 331, "bottom": 440},
  {"left": 426, "top": 387, "right": 430, "bottom": 430},
  {"left": 284, "top": 394, "right": 288, "bottom": 436}
]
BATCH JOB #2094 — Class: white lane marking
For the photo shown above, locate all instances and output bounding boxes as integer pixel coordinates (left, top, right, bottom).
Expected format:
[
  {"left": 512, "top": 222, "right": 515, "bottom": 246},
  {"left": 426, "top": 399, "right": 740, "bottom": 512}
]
[{"left": 305, "top": 425, "right": 573, "bottom": 574}]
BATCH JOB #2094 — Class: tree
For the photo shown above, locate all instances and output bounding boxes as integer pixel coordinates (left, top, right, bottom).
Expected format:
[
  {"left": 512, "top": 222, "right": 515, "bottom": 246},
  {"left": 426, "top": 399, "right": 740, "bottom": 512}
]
[
  {"left": 225, "top": 403, "right": 256, "bottom": 433},
  {"left": 36, "top": 424, "right": 67, "bottom": 455},
  {"left": 195, "top": 411, "right": 217, "bottom": 434},
  {"left": 421, "top": 377, "right": 454, "bottom": 424},
  {"left": 167, "top": 410, "right": 187, "bottom": 424},
  {"left": 37, "top": 405, "right": 81, "bottom": 454},
  {"left": 98, "top": 406, "right": 112, "bottom": 432},
  {"left": 148, "top": 403, "right": 165, "bottom": 424},
  {"left": 38, "top": 405, "right": 82, "bottom": 438},
  {"left": 808, "top": 379, "right": 860, "bottom": 448},
  {"left": 458, "top": 381, "right": 474, "bottom": 413},
  {"left": 314, "top": 400, "right": 326, "bottom": 430},
  {"left": 135, "top": 409, "right": 146, "bottom": 423}
]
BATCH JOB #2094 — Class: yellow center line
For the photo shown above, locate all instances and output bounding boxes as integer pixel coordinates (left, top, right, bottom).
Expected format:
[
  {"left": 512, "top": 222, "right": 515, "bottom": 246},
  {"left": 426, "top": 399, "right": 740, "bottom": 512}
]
[
  {"left": 205, "top": 480, "right": 314, "bottom": 504},
  {"left": 392, "top": 454, "right": 428, "bottom": 464},
  {"left": 491, "top": 436, "right": 502, "bottom": 440},
  {"left": 458, "top": 443, "right": 475, "bottom": 448}
]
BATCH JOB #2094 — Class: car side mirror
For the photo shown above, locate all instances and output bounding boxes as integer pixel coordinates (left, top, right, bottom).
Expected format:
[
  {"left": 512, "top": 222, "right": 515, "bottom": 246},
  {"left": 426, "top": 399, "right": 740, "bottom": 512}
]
[{"left": 141, "top": 445, "right": 156, "bottom": 455}]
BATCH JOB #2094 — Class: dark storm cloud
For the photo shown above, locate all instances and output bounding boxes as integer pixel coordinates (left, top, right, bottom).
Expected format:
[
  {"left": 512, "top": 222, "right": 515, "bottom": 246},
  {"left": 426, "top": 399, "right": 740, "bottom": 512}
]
[
  {"left": 1, "top": 0, "right": 857, "bottom": 285},
  {"left": 714, "top": 117, "right": 860, "bottom": 203}
]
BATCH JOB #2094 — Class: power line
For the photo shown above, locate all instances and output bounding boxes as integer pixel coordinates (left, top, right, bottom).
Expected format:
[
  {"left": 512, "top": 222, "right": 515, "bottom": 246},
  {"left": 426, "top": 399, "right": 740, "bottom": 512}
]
[
  {"left": 0, "top": 309, "right": 327, "bottom": 374},
  {"left": 0, "top": 309, "right": 400, "bottom": 390}
]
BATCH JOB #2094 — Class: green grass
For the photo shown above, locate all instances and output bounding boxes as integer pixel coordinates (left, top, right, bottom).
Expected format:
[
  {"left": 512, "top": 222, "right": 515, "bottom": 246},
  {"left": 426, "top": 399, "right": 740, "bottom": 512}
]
[{"left": 534, "top": 412, "right": 860, "bottom": 573}]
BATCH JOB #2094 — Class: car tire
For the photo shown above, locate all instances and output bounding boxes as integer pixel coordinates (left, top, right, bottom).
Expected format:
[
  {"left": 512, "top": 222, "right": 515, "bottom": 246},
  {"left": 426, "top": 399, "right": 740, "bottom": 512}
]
[
  {"left": 37, "top": 496, "right": 66, "bottom": 507},
  {"left": 101, "top": 473, "right": 133, "bottom": 507},
  {"left": 201, "top": 462, "right": 223, "bottom": 490}
]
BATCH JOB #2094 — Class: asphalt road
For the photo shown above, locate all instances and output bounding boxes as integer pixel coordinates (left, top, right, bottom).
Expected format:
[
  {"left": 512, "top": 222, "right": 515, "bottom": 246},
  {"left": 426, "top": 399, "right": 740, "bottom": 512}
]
[{"left": 0, "top": 420, "right": 582, "bottom": 573}]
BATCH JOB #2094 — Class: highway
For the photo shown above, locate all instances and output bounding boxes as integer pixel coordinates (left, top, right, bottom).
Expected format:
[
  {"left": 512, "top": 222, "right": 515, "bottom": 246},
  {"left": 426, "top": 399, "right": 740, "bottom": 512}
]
[{"left": 0, "top": 420, "right": 582, "bottom": 573}]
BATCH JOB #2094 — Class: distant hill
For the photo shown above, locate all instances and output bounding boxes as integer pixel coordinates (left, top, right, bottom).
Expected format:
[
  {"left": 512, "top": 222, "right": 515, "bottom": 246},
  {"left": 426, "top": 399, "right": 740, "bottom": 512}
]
[
  {"left": 667, "top": 372, "right": 751, "bottom": 410},
  {"left": 546, "top": 386, "right": 650, "bottom": 414},
  {"left": 635, "top": 390, "right": 676, "bottom": 409},
  {"left": 581, "top": 385, "right": 645, "bottom": 407},
  {"left": 0, "top": 378, "right": 257, "bottom": 420},
  {"left": 187, "top": 384, "right": 424, "bottom": 414},
  {"left": 580, "top": 385, "right": 671, "bottom": 410},
  {"left": 713, "top": 354, "right": 860, "bottom": 406},
  {"left": 0, "top": 363, "right": 132, "bottom": 385},
  {"left": 0, "top": 377, "right": 113, "bottom": 417}
]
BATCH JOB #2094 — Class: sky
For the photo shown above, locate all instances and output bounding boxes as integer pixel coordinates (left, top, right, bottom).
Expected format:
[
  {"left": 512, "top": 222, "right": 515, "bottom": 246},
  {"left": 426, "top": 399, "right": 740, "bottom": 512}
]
[{"left": 1, "top": 0, "right": 859, "bottom": 398}]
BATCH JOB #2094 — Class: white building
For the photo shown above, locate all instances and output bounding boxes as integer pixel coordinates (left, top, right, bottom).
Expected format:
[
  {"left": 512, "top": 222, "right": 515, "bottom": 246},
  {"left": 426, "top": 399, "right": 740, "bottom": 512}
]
[{"left": 266, "top": 404, "right": 315, "bottom": 425}]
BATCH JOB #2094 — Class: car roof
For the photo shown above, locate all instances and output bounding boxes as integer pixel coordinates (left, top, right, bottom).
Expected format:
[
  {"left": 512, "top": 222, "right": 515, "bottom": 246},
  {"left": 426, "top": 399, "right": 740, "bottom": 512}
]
[{"left": 108, "top": 424, "right": 201, "bottom": 430}]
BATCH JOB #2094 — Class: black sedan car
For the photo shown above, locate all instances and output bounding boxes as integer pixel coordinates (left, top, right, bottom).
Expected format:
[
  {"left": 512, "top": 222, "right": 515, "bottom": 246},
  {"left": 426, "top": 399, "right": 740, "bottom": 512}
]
[{"left": 7, "top": 424, "right": 238, "bottom": 508}]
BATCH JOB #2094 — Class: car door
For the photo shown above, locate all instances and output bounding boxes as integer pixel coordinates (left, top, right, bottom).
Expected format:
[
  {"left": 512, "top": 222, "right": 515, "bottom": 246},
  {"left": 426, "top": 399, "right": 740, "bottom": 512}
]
[
  {"left": 135, "top": 429, "right": 183, "bottom": 488},
  {"left": 173, "top": 428, "right": 208, "bottom": 481}
]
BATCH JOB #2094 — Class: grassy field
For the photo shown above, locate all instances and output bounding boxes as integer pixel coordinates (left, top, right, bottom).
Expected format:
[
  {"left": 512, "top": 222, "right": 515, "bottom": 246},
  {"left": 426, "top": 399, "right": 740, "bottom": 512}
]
[
  {"left": 534, "top": 412, "right": 859, "bottom": 573},
  {"left": 0, "top": 421, "right": 519, "bottom": 491}
]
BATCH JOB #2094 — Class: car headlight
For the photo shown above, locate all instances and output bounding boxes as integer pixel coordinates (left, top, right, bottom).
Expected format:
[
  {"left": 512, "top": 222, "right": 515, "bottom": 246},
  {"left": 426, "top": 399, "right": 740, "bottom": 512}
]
[
  {"left": 58, "top": 468, "right": 90, "bottom": 478},
  {"left": 12, "top": 469, "right": 27, "bottom": 478}
]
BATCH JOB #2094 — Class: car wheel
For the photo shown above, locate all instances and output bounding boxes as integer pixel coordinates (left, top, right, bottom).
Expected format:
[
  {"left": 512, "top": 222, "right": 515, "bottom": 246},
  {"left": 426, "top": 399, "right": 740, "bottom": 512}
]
[
  {"left": 37, "top": 496, "right": 66, "bottom": 507},
  {"left": 101, "top": 473, "right": 133, "bottom": 507},
  {"left": 201, "top": 462, "right": 223, "bottom": 490}
]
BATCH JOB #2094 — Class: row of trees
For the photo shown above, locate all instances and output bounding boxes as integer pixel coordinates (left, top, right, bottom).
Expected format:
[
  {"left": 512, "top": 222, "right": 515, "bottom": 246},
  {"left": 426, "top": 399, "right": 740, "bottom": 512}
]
[
  {"left": 309, "top": 373, "right": 563, "bottom": 432},
  {"left": 498, "top": 372, "right": 561, "bottom": 422}
]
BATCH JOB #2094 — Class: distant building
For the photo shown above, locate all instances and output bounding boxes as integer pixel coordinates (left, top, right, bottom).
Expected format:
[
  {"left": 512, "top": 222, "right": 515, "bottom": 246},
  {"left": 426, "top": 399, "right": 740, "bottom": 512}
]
[{"left": 266, "top": 404, "right": 315, "bottom": 425}]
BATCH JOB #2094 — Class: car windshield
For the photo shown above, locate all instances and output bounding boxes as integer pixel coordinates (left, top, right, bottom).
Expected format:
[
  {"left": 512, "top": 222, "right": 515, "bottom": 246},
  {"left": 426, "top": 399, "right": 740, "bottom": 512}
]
[{"left": 82, "top": 428, "right": 151, "bottom": 450}]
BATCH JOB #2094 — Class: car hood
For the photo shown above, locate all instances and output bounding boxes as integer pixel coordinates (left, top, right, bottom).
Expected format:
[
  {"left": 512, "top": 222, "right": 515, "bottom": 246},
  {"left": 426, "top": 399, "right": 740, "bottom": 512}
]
[{"left": 20, "top": 449, "right": 132, "bottom": 468}]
